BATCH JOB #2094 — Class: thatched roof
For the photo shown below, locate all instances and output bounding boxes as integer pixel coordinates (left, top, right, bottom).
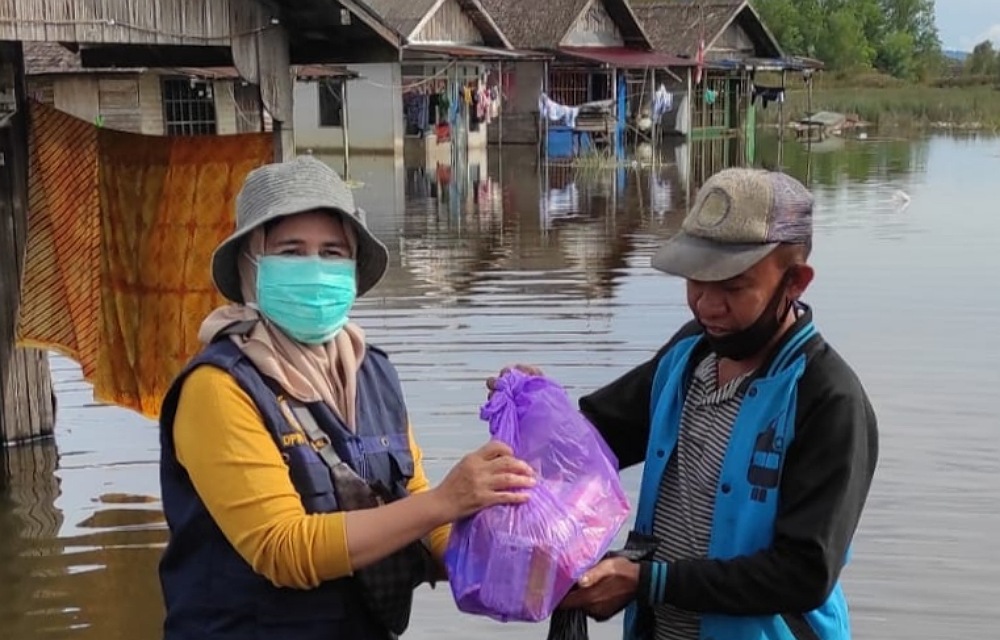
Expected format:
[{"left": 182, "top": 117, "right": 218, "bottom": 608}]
[
  {"left": 631, "top": 0, "right": 782, "bottom": 59},
  {"left": 366, "top": 0, "right": 510, "bottom": 48},
  {"left": 479, "top": 0, "right": 651, "bottom": 50}
]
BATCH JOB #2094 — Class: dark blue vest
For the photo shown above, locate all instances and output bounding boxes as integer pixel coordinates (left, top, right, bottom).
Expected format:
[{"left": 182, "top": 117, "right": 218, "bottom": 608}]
[{"left": 158, "top": 338, "right": 415, "bottom": 640}]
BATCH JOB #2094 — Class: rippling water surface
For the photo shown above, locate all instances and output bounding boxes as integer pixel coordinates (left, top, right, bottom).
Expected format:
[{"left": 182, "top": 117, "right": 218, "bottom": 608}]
[{"left": 2, "top": 134, "right": 999, "bottom": 639}]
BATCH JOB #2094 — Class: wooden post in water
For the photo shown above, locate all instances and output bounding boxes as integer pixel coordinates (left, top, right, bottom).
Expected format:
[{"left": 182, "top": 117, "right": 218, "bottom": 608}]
[
  {"left": 778, "top": 69, "right": 786, "bottom": 169},
  {"left": 341, "top": 79, "right": 351, "bottom": 179},
  {"left": 685, "top": 66, "right": 693, "bottom": 206},
  {"left": 0, "top": 41, "right": 55, "bottom": 450},
  {"left": 0, "top": 439, "right": 61, "bottom": 526}
]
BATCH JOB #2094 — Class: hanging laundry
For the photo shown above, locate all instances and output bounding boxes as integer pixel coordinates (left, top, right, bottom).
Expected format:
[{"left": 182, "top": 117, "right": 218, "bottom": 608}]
[
  {"left": 449, "top": 82, "right": 461, "bottom": 126},
  {"left": 437, "top": 93, "right": 451, "bottom": 125},
  {"left": 651, "top": 84, "right": 674, "bottom": 121},
  {"left": 753, "top": 86, "right": 786, "bottom": 109},
  {"left": 489, "top": 87, "right": 501, "bottom": 120},
  {"left": 403, "top": 92, "right": 431, "bottom": 135},
  {"left": 476, "top": 84, "right": 493, "bottom": 125},
  {"left": 538, "top": 92, "right": 580, "bottom": 128},
  {"left": 704, "top": 89, "right": 718, "bottom": 105},
  {"left": 18, "top": 101, "right": 273, "bottom": 418}
]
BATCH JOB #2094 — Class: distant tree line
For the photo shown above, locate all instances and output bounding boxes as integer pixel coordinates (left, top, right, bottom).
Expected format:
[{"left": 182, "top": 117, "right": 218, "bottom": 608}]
[
  {"left": 753, "top": 0, "right": 942, "bottom": 80},
  {"left": 963, "top": 40, "right": 1000, "bottom": 79}
]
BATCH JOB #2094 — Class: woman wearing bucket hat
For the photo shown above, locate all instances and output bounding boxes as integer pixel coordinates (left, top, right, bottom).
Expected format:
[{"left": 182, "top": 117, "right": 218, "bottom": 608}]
[{"left": 156, "top": 156, "right": 536, "bottom": 640}]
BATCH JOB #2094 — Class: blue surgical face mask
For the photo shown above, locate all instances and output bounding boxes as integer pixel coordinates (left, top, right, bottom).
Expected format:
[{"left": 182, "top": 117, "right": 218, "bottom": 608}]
[{"left": 254, "top": 255, "right": 357, "bottom": 345}]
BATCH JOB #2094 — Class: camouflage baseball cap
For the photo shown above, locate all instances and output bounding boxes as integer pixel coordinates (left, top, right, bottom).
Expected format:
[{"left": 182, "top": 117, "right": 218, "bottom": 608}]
[{"left": 651, "top": 168, "right": 813, "bottom": 281}]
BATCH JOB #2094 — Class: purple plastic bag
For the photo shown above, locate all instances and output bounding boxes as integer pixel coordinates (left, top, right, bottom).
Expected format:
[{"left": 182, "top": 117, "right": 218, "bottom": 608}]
[{"left": 444, "top": 369, "right": 631, "bottom": 623}]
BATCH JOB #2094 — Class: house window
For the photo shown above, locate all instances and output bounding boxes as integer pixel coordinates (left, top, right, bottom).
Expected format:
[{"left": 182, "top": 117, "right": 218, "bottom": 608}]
[
  {"left": 162, "top": 78, "right": 217, "bottom": 136},
  {"left": 318, "top": 79, "right": 345, "bottom": 128},
  {"left": 549, "top": 70, "right": 590, "bottom": 106}
]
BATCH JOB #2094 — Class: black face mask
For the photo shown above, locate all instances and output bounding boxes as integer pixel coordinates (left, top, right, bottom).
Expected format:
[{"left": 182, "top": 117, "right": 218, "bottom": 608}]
[{"left": 701, "top": 272, "right": 793, "bottom": 362}]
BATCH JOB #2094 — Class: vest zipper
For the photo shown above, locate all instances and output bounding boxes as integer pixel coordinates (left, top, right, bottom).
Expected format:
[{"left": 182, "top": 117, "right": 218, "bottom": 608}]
[{"left": 355, "top": 436, "right": 369, "bottom": 481}]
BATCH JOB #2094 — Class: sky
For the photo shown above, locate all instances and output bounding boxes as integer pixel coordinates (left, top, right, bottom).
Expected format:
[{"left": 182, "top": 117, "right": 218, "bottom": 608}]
[{"left": 936, "top": 0, "right": 1000, "bottom": 50}]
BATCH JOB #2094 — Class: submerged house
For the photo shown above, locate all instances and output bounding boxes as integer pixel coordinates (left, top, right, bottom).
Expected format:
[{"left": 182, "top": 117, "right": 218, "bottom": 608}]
[
  {"left": 294, "top": 0, "right": 531, "bottom": 157},
  {"left": 0, "top": 0, "right": 413, "bottom": 448},
  {"left": 25, "top": 42, "right": 262, "bottom": 135},
  {"left": 479, "top": 0, "right": 690, "bottom": 160},
  {"left": 25, "top": 42, "right": 357, "bottom": 138},
  {"left": 632, "top": 0, "right": 821, "bottom": 148}
]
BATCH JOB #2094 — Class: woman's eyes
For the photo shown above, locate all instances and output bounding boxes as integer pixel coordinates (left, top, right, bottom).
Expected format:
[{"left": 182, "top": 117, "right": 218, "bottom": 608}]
[{"left": 278, "top": 249, "right": 348, "bottom": 260}]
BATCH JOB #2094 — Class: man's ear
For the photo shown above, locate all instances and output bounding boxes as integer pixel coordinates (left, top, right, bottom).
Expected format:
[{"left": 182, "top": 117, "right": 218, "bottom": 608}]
[{"left": 788, "top": 264, "right": 815, "bottom": 299}]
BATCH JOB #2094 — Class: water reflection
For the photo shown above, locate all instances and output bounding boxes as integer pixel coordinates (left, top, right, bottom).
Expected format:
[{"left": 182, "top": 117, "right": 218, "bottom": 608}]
[
  {"left": 2, "top": 356, "right": 167, "bottom": 639},
  {"left": 2, "top": 132, "right": 999, "bottom": 640},
  {"left": 757, "top": 131, "right": 931, "bottom": 188},
  {"left": 1, "top": 439, "right": 166, "bottom": 639}
]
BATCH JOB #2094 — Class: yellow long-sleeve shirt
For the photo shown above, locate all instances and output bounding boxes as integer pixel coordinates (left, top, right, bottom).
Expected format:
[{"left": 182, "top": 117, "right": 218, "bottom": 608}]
[{"left": 172, "top": 364, "right": 452, "bottom": 590}]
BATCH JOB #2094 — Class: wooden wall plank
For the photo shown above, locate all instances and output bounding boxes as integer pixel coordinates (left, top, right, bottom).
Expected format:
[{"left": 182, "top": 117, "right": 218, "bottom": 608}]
[
  {"left": 0, "top": 42, "right": 54, "bottom": 446},
  {"left": 72, "top": 0, "right": 106, "bottom": 43},
  {"left": 0, "top": 0, "right": 257, "bottom": 46},
  {"left": 17, "top": 0, "right": 48, "bottom": 41},
  {"left": 42, "top": 0, "right": 76, "bottom": 42},
  {"left": 98, "top": 75, "right": 142, "bottom": 133},
  {"left": 158, "top": 0, "right": 184, "bottom": 45},
  {"left": 206, "top": 0, "right": 230, "bottom": 42}
]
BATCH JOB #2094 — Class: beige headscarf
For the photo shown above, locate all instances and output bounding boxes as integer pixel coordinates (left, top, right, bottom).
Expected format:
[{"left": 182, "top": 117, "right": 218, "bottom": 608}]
[{"left": 198, "top": 224, "right": 367, "bottom": 431}]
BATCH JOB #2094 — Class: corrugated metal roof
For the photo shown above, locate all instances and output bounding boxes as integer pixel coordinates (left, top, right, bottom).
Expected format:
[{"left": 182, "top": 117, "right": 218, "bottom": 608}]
[
  {"left": 557, "top": 46, "right": 694, "bottom": 68},
  {"left": 174, "top": 66, "right": 360, "bottom": 81},
  {"left": 403, "top": 43, "right": 548, "bottom": 59}
]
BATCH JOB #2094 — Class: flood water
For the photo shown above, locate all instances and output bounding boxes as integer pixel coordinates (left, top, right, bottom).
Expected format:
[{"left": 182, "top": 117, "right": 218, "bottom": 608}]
[{"left": 2, "top": 132, "right": 999, "bottom": 639}]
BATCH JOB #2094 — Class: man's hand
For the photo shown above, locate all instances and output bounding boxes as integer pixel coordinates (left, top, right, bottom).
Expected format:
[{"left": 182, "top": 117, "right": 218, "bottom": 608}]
[
  {"left": 560, "top": 556, "right": 640, "bottom": 621},
  {"left": 485, "top": 365, "right": 544, "bottom": 398}
]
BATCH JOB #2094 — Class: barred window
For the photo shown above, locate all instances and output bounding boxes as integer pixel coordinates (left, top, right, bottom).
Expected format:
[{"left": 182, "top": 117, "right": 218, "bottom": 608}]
[{"left": 162, "top": 78, "right": 217, "bottom": 136}]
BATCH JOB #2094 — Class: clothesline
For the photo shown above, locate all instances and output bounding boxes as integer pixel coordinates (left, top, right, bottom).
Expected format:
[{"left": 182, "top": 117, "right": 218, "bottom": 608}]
[{"left": 359, "top": 62, "right": 458, "bottom": 91}]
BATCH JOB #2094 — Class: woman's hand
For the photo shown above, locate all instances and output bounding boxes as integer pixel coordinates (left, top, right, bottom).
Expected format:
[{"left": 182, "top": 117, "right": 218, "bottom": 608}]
[{"left": 432, "top": 440, "right": 535, "bottom": 521}]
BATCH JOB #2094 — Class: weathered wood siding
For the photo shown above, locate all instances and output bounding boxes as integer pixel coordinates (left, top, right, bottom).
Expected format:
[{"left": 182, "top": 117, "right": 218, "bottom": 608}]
[
  {"left": 98, "top": 76, "right": 142, "bottom": 132},
  {"left": 562, "top": 0, "right": 624, "bottom": 47},
  {"left": 32, "top": 73, "right": 255, "bottom": 136},
  {"left": 52, "top": 76, "right": 100, "bottom": 124},
  {"left": 0, "top": 41, "right": 54, "bottom": 446},
  {"left": 137, "top": 73, "right": 164, "bottom": 135},
  {"left": 412, "top": 0, "right": 483, "bottom": 44},
  {"left": 0, "top": 0, "right": 267, "bottom": 45},
  {"left": 27, "top": 73, "right": 164, "bottom": 134},
  {"left": 214, "top": 79, "right": 238, "bottom": 135},
  {"left": 709, "top": 22, "right": 755, "bottom": 59},
  {"left": 26, "top": 76, "right": 54, "bottom": 105}
]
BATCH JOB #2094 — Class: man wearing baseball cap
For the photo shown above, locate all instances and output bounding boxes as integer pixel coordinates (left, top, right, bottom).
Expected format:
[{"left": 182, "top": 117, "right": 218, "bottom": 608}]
[{"left": 496, "top": 168, "right": 879, "bottom": 640}]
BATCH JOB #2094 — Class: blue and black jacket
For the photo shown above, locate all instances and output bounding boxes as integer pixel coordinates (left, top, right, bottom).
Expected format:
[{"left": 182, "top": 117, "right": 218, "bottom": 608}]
[{"left": 579, "top": 306, "right": 879, "bottom": 640}]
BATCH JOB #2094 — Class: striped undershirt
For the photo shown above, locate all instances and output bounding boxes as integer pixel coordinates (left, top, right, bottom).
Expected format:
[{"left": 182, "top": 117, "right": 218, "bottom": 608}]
[{"left": 651, "top": 352, "right": 752, "bottom": 640}]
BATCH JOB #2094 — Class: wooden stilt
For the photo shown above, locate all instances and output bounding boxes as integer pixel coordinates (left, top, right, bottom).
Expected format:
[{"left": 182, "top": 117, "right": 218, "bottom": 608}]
[{"left": 0, "top": 41, "right": 55, "bottom": 449}]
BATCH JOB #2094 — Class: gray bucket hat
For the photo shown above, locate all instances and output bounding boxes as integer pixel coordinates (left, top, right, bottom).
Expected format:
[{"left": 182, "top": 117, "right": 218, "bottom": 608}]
[
  {"left": 211, "top": 155, "right": 389, "bottom": 303},
  {"left": 652, "top": 168, "right": 813, "bottom": 281}
]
